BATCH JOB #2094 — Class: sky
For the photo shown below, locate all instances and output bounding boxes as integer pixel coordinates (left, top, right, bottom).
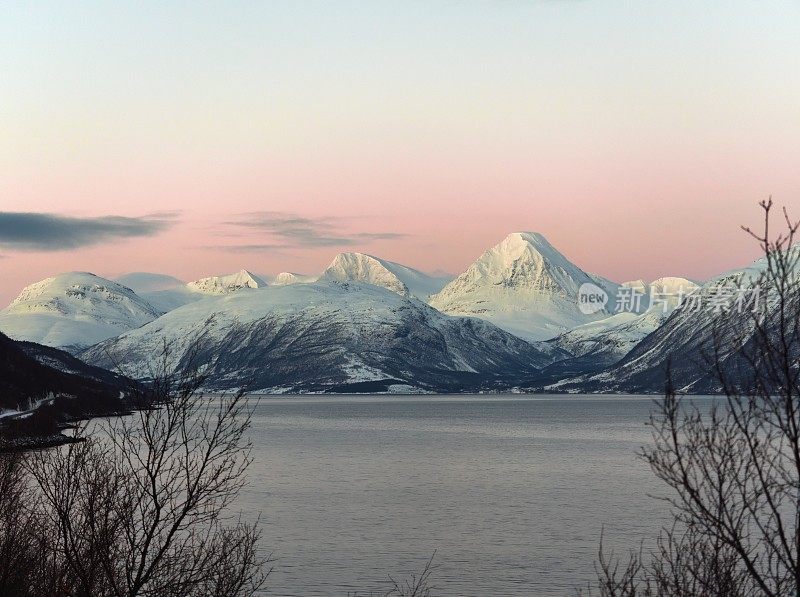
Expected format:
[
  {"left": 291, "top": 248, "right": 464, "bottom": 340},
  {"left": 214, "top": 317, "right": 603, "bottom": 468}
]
[{"left": 1, "top": 0, "right": 799, "bottom": 306}]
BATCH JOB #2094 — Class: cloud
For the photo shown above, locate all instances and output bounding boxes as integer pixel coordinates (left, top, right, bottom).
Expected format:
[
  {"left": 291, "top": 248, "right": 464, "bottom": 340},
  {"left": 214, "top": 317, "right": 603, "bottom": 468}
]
[
  {"left": 224, "top": 212, "right": 409, "bottom": 248},
  {"left": 209, "top": 243, "right": 287, "bottom": 253},
  {"left": 0, "top": 212, "right": 177, "bottom": 251}
]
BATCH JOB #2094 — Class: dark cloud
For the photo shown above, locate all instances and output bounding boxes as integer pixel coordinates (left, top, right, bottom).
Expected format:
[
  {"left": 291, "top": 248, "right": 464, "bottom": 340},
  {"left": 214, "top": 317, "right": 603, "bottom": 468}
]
[
  {"left": 224, "top": 212, "right": 408, "bottom": 248},
  {"left": 0, "top": 212, "right": 177, "bottom": 251}
]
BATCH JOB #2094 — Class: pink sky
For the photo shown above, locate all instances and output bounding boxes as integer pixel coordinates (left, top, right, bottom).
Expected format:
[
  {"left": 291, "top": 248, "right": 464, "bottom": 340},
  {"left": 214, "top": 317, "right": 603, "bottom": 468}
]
[{"left": 1, "top": 1, "right": 799, "bottom": 306}]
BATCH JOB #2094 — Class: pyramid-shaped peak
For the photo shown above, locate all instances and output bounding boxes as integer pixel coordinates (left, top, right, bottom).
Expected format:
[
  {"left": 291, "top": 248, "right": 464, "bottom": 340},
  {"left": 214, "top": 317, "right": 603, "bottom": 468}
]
[
  {"left": 506, "top": 231, "right": 551, "bottom": 245},
  {"left": 187, "top": 270, "right": 267, "bottom": 295},
  {"left": 234, "top": 269, "right": 263, "bottom": 282},
  {"left": 477, "top": 231, "right": 582, "bottom": 275},
  {"left": 222, "top": 269, "right": 267, "bottom": 288},
  {"left": 429, "top": 231, "right": 619, "bottom": 340},
  {"left": 499, "top": 232, "right": 558, "bottom": 254}
]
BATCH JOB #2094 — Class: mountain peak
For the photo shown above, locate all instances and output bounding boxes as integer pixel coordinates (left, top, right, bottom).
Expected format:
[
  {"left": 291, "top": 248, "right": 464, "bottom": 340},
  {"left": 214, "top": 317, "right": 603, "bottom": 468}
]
[
  {"left": 327, "top": 252, "right": 383, "bottom": 268},
  {"left": 650, "top": 276, "right": 697, "bottom": 290},
  {"left": 438, "top": 232, "right": 600, "bottom": 294},
  {"left": 482, "top": 232, "right": 589, "bottom": 280},
  {"left": 8, "top": 272, "right": 139, "bottom": 308},
  {"left": 505, "top": 231, "right": 550, "bottom": 246},
  {"left": 321, "top": 252, "right": 448, "bottom": 300},
  {"left": 429, "top": 233, "right": 618, "bottom": 340},
  {"left": 0, "top": 272, "right": 161, "bottom": 351},
  {"left": 187, "top": 270, "right": 267, "bottom": 295},
  {"left": 273, "top": 272, "right": 317, "bottom": 286},
  {"left": 498, "top": 232, "right": 554, "bottom": 256},
  {"left": 322, "top": 253, "right": 410, "bottom": 296}
]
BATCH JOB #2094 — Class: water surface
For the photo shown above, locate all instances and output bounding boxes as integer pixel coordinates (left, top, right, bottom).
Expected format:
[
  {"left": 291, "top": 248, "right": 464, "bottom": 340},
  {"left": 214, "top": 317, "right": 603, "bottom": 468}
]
[{"left": 238, "top": 394, "right": 693, "bottom": 596}]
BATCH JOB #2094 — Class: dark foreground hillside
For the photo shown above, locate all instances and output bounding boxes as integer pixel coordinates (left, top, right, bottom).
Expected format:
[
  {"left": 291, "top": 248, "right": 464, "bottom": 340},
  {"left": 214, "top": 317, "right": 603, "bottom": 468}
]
[{"left": 0, "top": 331, "right": 131, "bottom": 449}]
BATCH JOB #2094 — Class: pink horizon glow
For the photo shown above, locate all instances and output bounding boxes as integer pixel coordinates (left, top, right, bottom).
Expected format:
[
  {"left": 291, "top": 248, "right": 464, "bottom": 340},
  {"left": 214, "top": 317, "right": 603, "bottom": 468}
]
[{"left": 1, "top": 1, "right": 799, "bottom": 306}]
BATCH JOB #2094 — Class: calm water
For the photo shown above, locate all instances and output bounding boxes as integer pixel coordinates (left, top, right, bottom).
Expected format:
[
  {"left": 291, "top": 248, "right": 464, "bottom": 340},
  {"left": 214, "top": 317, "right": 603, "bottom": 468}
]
[{"left": 233, "top": 394, "right": 701, "bottom": 596}]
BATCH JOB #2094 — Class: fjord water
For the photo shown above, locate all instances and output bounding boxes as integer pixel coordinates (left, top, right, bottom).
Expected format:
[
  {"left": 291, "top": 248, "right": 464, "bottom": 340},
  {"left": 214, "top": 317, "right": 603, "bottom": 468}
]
[{"left": 239, "top": 395, "right": 684, "bottom": 596}]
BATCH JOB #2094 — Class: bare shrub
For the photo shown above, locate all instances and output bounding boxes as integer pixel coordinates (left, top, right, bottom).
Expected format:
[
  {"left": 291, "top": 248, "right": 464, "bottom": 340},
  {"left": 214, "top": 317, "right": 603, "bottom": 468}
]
[
  {"left": 593, "top": 199, "right": 800, "bottom": 596},
  {"left": 0, "top": 337, "right": 268, "bottom": 596}
]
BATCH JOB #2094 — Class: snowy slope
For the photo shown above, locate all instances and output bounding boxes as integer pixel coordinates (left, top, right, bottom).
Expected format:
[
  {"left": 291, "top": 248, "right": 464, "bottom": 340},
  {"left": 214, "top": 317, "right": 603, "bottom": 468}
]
[
  {"left": 321, "top": 253, "right": 451, "bottom": 300},
  {"left": 551, "top": 277, "right": 699, "bottom": 364},
  {"left": 549, "top": 259, "right": 783, "bottom": 393},
  {"left": 272, "top": 272, "right": 318, "bottom": 286},
  {"left": 650, "top": 277, "right": 700, "bottom": 302},
  {"left": 614, "top": 277, "right": 699, "bottom": 313},
  {"left": 549, "top": 311, "right": 646, "bottom": 363},
  {"left": 429, "top": 232, "right": 619, "bottom": 341},
  {"left": 81, "top": 281, "right": 561, "bottom": 393},
  {"left": 186, "top": 269, "right": 267, "bottom": 295},
  {"left": 118, "top": 270, "right": 267, "bottom": 312},
  {"left": 618, "top": 280, "right": 648, "bottom": 313},
  {"left": 114, "top": 272, "right": 186, "bottom": 293},
  {"left": 112, "top": 272, "right": 205, "bottom": 312},
  {"left": 0, "top": 272, "right": 161, "bottom": 352},
  {"left": 137, "top": 287, "right": 206, "bottom": 313}
]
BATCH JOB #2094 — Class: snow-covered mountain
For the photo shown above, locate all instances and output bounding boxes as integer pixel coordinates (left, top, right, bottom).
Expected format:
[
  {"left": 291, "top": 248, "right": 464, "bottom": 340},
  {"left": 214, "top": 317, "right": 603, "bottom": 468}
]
[
  {"left": 133, "top": 287, "right": 204, "bottom": 313},
  {"left": 187, "top": 269, "right": 267, "bottom": 295},
  {"left": 549, "top": 260, "right": 780, "bottom": 393},
  {"left": 0, "top": 272, "right": 161, "bottom": 352},
  {"left": 81, "top": 281, "right": 563, "bottom": 393},
  {"left": 618, "top": 280, "right": 649, "bottom": 313},
  {"left": 551, "top": 277, "right": 699, "bottom": 366},
  {"left": 548, "top": 311, "right": 651, "bottom": 368},
  {"left": 649, "top": 276, "right": 700, "bottom": 303},
  {"left": 271, "top": 272, "right": 317, "bottom": 286},
  {"left": 117, "top": 269, "right": 267, "bottom": 312},
  {"left": 321, "top": 253, "right": 451, "bottom": 300},
  {"left": 429, "top": 232, "right": 619, "bottom": 341},
  {"left": 114, "top": 272, "right": 186, "bottom": 294},
  {"left": 112, "top": 272, "right": 204, "bottom": 312},
  {"left": 614, "top": 277, "right": 698, "bottom": 314}
]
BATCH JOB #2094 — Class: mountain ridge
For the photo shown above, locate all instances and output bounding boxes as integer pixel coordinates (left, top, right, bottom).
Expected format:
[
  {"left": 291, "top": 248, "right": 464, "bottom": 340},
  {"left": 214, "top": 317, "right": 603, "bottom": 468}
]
[{"left": 81, "top": 281, "right": 565, "bottom": 393}]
